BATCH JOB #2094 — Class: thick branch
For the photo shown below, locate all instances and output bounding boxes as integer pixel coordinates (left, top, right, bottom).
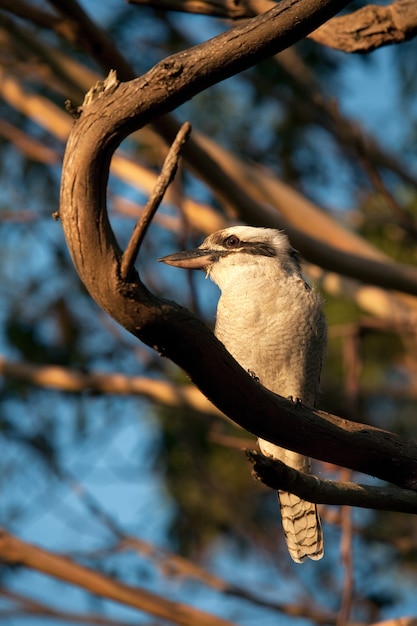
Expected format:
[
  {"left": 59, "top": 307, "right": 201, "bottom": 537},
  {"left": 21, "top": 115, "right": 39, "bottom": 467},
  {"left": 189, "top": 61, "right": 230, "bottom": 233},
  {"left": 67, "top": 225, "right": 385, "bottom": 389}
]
[
  {"left": 311, "top": 0, "right": 417, "bottom": 53},
  {"left": 59, "top": 1, "right": 417, "bottom": 491},
  {"left": 128, "top": 0, "right": 417, "bottom": 53}
]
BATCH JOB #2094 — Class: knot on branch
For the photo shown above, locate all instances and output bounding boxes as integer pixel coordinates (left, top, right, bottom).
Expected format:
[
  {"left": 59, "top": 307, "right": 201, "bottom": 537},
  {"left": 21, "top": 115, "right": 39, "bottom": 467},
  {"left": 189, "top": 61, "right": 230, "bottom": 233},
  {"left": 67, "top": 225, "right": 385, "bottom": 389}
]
[{"left": 159, "top": 59, "right": 184, "bottom": 80}]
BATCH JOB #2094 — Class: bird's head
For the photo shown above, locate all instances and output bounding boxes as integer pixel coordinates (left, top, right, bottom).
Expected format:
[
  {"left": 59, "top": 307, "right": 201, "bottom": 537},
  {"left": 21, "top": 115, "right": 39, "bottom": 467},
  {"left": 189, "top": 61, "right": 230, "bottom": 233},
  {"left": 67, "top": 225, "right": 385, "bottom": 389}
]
[{"left": 159, "top": 226, "right": 303, "bottom": 290}]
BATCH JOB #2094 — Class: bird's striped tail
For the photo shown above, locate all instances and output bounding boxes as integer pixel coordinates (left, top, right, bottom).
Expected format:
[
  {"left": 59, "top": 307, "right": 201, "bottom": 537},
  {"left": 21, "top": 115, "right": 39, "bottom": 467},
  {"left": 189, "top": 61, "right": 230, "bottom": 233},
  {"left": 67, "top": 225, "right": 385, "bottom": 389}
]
[{"left": 278, "top": 491, "right": 323, "bottom": 563}]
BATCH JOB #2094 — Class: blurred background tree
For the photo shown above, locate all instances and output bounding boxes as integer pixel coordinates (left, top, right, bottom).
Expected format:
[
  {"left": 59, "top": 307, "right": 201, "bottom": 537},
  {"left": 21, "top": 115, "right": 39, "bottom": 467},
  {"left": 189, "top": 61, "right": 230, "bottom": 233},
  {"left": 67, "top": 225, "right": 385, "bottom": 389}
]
[{"left": 1, "top": 1, "right": 417, "bottom": 625}]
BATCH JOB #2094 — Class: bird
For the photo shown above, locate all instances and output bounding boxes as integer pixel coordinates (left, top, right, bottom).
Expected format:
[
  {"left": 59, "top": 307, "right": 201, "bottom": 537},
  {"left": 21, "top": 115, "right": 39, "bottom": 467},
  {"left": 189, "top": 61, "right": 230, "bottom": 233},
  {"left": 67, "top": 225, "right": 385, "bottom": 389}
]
[{"left": 159, "top": 225, "right": 326, "bottom": 563}]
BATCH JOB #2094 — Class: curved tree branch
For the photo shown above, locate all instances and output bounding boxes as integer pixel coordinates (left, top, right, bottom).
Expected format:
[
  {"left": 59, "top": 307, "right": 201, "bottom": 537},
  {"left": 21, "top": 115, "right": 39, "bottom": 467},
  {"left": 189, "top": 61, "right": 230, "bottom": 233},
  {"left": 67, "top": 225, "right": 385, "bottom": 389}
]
[
  {"left": 15, "top": 0, "right": 417, "bottom": 295},
  {"left": 59, "top": 0, "right": 417, "bottom": 493}
]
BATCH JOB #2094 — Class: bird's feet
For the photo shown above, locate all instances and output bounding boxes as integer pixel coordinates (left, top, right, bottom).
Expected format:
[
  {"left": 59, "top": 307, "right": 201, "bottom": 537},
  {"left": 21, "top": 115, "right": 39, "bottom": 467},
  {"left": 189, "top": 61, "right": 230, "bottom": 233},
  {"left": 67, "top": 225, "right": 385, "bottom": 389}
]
[
  {"left": 287, "top": 395, "right": 302, "bottom": 407},
  {"left": 248, "top": 369, "right": 260, "bottom": 383}
]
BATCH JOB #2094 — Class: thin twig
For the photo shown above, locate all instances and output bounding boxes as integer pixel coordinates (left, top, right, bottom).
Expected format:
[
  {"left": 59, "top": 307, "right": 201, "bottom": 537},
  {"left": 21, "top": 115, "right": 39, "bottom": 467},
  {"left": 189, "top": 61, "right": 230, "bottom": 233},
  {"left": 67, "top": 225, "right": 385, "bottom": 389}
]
[{"left": 120, "top": 121, "right": 192, "bottom": 280}]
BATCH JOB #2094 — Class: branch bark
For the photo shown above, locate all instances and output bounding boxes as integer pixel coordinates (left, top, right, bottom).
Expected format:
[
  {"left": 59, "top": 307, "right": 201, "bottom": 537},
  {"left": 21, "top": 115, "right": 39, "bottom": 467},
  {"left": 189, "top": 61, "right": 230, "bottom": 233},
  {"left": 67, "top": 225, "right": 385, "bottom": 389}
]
[
  {"left": 311, "top": 0, "right": 417, "bottom": 53},
  {"left": 59, "top": 1, "right": 417, "bottom": 493},
  {"left": 127, "top": 0, "right": 417, "bottom": 53},
  {"left": 248, "top": 452, "right": 417, "bottom": 514}
]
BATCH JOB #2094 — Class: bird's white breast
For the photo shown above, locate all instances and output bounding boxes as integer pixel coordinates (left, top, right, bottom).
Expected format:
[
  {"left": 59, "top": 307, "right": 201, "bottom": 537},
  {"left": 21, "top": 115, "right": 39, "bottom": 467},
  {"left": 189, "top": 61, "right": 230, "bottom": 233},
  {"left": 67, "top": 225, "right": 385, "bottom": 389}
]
[{"left": 214, "top": 269, "right": 325, "bottom": 406}]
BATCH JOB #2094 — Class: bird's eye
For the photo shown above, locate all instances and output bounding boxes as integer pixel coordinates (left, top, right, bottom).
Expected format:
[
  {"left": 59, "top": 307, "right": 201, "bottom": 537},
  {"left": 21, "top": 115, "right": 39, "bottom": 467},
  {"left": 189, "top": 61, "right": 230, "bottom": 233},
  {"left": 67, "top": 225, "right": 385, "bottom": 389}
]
[{"left": 224, "top": 235, "right": 240, "bottom": 248}]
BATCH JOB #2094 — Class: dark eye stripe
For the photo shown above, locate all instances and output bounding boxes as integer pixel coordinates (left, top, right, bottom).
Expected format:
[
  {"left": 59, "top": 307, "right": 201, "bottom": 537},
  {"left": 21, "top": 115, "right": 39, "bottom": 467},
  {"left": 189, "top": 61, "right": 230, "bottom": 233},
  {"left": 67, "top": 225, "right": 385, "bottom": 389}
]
[
  {"left": 238, "top": 242, "right": 276, "bottom": 257},
  {"left": 210, "top": 232, "right": 277, "bottom": 258}
]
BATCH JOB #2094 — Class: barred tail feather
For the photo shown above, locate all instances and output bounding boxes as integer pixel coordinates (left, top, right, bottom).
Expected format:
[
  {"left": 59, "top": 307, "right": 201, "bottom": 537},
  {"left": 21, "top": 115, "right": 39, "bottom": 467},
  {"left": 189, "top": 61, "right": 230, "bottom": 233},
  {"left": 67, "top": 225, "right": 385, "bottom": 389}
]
[
  {"left": 278, "top": 491, "right": 323, "bottom": 563},
  {"left": 257, "top": 441, "right": 324, "bottom": 562}
]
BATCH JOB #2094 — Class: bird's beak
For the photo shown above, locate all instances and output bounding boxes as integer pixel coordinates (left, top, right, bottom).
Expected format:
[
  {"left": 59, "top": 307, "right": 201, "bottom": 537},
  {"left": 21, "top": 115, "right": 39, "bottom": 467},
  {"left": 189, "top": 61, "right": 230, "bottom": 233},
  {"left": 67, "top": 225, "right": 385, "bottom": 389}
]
[{"left": 158, "top": 248, "right": 216, "bottom": 270}]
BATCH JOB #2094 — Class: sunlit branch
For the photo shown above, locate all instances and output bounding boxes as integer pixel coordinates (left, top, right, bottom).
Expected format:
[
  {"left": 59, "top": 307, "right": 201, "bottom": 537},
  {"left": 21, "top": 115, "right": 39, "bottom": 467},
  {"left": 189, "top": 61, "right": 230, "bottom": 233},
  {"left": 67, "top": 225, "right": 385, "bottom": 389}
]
[
  {"left": 0, "top": 531, "right": 346, "bottom": 625},
  {"left": 0, "top": 529, "right": 234, "bottom": 626},
  {"left": 0, "top": 69, "right": 226, "bottom": 234},
  {"left": 127, "top": 0, "right": 274, "bottom": 18},
  {"left": 127, "top": 0, "right": 417, "bottom": 53},
  {"left": 311, "top": 0, "right": 417, "bottom": 52},
  {"left": 14, "top": 0, "right": 417, "bottom": 195},
  {"left": 0, "top": 356, "right": 223, "bottom": 415},
  {"left": 308, "top": 266, "right": 417, "bottom": 327}
]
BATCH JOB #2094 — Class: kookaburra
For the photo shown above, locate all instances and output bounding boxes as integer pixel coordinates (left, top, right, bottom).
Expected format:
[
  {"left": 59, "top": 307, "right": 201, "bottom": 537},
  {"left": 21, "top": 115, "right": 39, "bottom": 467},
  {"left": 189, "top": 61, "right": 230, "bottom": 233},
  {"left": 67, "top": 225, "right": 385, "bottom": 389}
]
[{"left": 159, "top": 226, "right": 326, "bottom": 563}]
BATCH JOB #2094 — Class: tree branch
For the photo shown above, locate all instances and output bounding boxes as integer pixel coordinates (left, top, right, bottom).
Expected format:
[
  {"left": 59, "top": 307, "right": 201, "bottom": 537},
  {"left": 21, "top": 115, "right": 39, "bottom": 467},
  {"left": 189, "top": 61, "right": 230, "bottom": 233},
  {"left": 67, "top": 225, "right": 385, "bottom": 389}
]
[
  {"left": 247, "top": 452, "right": 417, "bottom": 514},
  {"left": 127, "top": 0, "right": 417, "bottom": 53},
  {"left": 189, "top": 133, "right": 417, "bottom": 296},
  {"left": 120, "top": 120, "right": 191, "bottom": 280},
  {"left": 311, "top": 0, "right": 417, "bottom": 53},
  {"left": 0, "top": 356, "right": 224, "bottom": 414},
  {"left": 0, "top": 529, "right": 234, "bottom": 626},
  {"left": 13, "top": 0, "right": 417, "bottom": 297},
  {"left": 59, "top": 1, "right": 417, "bottom": 492},
  {"left": 0, "top": 531, "right": 349, "bottom": 625}
]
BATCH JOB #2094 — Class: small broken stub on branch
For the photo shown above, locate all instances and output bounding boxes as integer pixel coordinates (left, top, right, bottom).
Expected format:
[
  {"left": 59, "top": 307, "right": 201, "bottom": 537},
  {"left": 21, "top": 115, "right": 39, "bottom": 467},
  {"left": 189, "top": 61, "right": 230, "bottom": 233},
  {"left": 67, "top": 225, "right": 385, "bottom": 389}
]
[
  {"left": 82, "top": 70, "right": 120, "bottom": 108},
  {"left": 246, "top": 449, "right": 292, "bottom": 489},
  {"left": 64, "top": 71, "right": 120, "bottom": 120}
]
